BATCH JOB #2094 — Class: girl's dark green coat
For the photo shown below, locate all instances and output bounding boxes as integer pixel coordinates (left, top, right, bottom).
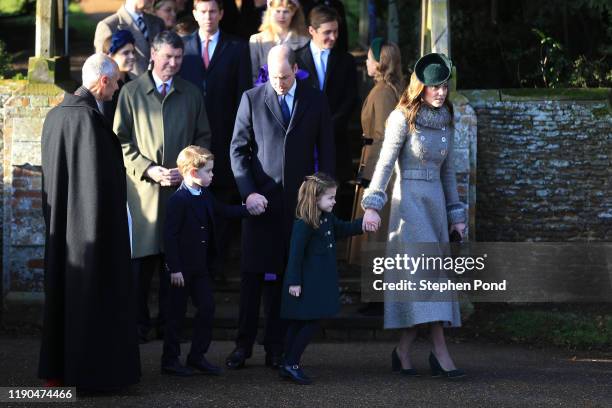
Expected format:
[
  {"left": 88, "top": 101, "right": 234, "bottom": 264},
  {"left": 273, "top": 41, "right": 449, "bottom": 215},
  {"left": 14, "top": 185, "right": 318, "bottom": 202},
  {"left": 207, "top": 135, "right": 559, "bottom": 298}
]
[{"left": 281, "top": 215, "right": 363, "bottom": 320}]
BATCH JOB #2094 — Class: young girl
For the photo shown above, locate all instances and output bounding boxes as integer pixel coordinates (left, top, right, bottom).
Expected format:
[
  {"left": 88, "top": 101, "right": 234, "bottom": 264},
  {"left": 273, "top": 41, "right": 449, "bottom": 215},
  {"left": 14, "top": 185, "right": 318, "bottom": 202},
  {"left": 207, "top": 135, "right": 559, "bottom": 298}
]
[{"left": 280, "top": 173, "right": 364, "bottom": 384}]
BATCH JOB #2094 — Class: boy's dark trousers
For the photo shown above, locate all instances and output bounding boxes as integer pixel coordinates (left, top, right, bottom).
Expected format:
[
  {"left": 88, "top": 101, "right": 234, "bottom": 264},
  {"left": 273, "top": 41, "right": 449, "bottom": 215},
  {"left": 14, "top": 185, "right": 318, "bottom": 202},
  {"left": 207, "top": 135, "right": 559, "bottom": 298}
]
[{"left": 162, "top": 272, "right": 214, "bottom": 365}]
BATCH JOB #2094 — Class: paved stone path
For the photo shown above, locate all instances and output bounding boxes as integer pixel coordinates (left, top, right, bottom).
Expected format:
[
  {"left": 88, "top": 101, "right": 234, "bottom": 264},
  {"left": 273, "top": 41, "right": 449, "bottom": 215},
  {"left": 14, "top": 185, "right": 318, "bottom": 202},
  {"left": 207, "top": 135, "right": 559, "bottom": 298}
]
[{"left": 1, "top": 336, "right": 610, "bottom": 407}]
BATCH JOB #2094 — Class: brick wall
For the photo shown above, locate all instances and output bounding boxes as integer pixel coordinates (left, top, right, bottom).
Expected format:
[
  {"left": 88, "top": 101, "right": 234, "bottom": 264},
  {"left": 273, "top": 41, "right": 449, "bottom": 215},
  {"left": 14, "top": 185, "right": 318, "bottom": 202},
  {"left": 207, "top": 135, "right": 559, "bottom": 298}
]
[
  {"left": 1, "top": 82, "right": 64, "bottom": 299},
  {"left": 463, "top": 89, "right": 612, "bottom": 242}
]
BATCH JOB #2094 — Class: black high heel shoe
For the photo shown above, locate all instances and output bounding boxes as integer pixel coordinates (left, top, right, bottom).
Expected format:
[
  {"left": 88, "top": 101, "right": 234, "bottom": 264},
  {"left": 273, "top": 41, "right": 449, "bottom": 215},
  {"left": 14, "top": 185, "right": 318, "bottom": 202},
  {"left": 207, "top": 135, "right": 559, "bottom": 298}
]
[
  {"left": 429, "top": 352, "right": 465, "bottom": 378},
  {"left": 391, "top": 348, "right": 419, "bottom": 376}
]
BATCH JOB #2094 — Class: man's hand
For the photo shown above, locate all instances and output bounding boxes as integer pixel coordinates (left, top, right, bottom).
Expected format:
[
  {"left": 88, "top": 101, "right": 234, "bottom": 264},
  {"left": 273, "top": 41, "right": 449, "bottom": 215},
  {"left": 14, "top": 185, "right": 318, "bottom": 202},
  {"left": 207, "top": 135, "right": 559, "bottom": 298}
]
[
  {"left": 289, "top": 285, "right": 301, "bottom": 297},
  {"left": 245, "top": 193, "right": 268, "bottom": 215},
  {"left": 170, "top": 272, "right": 184, "bottom": 288},
  {"left": 167, "top": 167, "right": 183, "bottom": 186},
  {"left": 363, "top": 208, "right": 381, "bottom": 232},
  {"left": 146, "top": 166, "right": 183, "bottom": 186}
]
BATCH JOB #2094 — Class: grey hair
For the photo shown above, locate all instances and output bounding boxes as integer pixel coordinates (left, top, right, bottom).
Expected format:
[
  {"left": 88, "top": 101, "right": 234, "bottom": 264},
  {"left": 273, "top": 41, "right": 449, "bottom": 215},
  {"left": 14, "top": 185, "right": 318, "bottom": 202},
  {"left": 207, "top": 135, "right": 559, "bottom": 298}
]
[
  {"left": 151, "top": 30, "right": 184, "bottom": 52},
  {"left": 82, "top": 53, "right": 118, "bottom": 88},
  {"left": 267, "top": 44, "right": 297, "bottom": 68}
]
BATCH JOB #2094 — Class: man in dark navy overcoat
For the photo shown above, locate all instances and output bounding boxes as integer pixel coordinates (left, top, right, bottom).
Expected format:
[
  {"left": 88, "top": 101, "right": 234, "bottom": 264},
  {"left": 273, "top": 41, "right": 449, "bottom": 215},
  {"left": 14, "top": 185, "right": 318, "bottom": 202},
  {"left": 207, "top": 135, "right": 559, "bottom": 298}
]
[{"left": 228, "top": 44, "right": 335, "bottom": 368}]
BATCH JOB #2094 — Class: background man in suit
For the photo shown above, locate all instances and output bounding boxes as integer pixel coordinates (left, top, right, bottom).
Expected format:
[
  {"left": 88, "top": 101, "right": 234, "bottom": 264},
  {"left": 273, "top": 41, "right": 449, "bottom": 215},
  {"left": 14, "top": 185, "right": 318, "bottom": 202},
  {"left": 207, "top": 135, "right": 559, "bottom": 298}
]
[
  {"left": 179, "top": 0, "right": 252, "bottom": 281},
  {"left": 296, "top": 5, "right": 357, "bottom": 213},
  {"left": 94, "top": 0, "right": 166, "bottom": 75},
  {"left": 227, "top": 44, "right": 335, "bottom": 369},
  {"left": 301, "top": 0, "right": 349, "bottom": 52},
  {"left": 114, "top": 31, "right": 211, "bottom": 343}
]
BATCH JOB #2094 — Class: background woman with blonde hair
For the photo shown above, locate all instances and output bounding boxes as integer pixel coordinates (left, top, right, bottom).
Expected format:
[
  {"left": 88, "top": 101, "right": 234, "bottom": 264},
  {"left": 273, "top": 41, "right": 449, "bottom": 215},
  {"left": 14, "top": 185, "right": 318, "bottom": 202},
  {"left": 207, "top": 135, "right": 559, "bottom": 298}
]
[
  {"left": 362, "top": 53, "right": 467, "bottom": 378},
  {"left": 350, "top": 38, "right": 404, "bottom": 265},
  {"left": 249, "top": 0, "right": 309, "bottom": 83}
]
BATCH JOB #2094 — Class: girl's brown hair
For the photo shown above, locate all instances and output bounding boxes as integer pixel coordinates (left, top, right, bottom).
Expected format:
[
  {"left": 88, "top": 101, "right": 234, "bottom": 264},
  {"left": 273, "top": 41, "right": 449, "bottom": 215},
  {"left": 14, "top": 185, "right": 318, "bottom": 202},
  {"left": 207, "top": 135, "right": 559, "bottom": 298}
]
[
  {"left": 397, "top": 72, "right": 454, "bottom": 133},
  {"left": 259, "top": 0, "right": 308, "bottom": 40},
  {"left": 295, "top": 173, "right": 337, "bottom": 229},
  {"left": 372, "top": 41, "right": 404, "bottom": 99}
]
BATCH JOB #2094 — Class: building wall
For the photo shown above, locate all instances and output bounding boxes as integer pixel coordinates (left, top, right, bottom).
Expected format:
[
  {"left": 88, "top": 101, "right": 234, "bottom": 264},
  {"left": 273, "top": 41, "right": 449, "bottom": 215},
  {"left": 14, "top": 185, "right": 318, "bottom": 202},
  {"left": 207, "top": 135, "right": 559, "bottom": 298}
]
[{"left": 463, "top": 89, "right": 611, "bottom": 242}]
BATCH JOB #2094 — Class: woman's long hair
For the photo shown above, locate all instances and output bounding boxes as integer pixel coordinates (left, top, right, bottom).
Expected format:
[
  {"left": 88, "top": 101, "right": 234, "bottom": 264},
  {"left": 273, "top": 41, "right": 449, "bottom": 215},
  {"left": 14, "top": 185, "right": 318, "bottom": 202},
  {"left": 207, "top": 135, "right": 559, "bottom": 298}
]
[
  {"left": 373, "top": 42, "right": 404, "bottom": 99},
  {"left": 295, "top": 173, "right": 337, "bottom": 229},
  {"left": 397, "top": 72, "right": 454, "bottom": 133},
  {"left": 259, "top": 0, "right": 307, "bottom": 40}
]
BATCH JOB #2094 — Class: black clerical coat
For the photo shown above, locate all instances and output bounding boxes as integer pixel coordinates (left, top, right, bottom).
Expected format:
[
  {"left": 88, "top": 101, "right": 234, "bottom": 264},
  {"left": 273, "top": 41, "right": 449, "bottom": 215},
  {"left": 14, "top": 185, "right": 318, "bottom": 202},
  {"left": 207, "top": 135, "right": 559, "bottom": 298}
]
[{"left": 38, "top": 88, "right": 140, "bottom": 389}]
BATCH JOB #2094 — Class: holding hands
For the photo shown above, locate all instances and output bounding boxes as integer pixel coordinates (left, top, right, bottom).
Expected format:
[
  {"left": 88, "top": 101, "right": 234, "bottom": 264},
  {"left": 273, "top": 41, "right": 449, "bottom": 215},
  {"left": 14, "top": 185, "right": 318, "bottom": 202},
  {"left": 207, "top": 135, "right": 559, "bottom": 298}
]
[
  {"left": 246, "top": 193, "right": 268, "bottom": 216},
  {"left": 170, "top": 272, "right": 184, "bottom": 287},
  {"left": 147, "top": 165, "right": 182, "bottom": 186},
  {"left": 363, "top": 208, "right": 381, "bottom": 232},
  {"left": 288, "top": 285, "right": 301, "bottom": 297}
]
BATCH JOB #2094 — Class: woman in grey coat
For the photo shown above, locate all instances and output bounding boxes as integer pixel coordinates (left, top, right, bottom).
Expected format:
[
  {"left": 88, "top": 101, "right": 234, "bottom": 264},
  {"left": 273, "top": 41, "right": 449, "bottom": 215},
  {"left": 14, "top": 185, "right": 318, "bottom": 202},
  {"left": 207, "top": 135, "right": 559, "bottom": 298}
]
[{"left": 362, "top": 53, "right": 466, "bottom": 378}]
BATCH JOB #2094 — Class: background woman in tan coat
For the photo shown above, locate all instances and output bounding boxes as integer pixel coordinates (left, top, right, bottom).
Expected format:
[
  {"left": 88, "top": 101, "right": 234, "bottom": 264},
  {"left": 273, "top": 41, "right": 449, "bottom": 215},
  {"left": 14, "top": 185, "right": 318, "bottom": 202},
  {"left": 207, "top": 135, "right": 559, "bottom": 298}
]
[
  {"left": 349, "top": 39, "right": 404, "bottom": 264},
  {"left": 249, "top": 0, "right": 309, "bottom": 84}
]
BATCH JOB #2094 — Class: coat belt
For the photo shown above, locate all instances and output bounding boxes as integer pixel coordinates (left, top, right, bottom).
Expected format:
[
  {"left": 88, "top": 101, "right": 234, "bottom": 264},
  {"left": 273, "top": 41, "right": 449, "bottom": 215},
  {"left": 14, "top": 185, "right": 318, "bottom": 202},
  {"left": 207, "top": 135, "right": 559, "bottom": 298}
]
[{"left": 400, "top": 169, "right": 439, "bottom": 181}]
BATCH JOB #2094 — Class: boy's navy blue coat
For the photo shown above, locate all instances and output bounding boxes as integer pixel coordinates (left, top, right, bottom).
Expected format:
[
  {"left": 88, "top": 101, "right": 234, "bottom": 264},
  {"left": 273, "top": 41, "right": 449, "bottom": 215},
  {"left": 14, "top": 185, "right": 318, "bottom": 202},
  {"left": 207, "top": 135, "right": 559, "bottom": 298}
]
[{"left": 164, "top": 182, "right": 249, "bottom": 274}]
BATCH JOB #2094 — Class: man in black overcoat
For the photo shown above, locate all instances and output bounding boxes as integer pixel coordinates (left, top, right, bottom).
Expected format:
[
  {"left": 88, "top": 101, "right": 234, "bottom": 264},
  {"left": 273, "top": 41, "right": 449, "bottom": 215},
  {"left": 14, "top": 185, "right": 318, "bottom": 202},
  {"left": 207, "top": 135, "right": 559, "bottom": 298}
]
[
  {"left": 179, "top": 0, "right": 252, "bottom": 280},
  {"left": 296, "top": 5, "right": 357, "bottom": 184},
  {"left": 38, "top": 53, "right": 140, "bottom": 389},
  {"left": 227, "top": 44, "right": 335, "bottom": 369}
]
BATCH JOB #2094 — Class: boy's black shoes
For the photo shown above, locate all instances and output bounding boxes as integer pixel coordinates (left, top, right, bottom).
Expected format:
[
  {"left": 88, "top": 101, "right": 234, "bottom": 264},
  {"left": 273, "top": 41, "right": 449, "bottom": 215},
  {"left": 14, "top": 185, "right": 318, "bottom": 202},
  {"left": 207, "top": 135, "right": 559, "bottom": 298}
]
[
  {"left": 279, "top": 364, "right": 312, "bottom": 385},
  {"left": 265, "top": 351, "right": 283, "bottom": 369},
  {"left": 161, "top": 360, "right": 195, "bottom": 377},
  {"left": 225, "top": 348, "right": 248, "bottom": 369},
  {"left": 187, "top": 356, "right": 222, "bottom": 375}
]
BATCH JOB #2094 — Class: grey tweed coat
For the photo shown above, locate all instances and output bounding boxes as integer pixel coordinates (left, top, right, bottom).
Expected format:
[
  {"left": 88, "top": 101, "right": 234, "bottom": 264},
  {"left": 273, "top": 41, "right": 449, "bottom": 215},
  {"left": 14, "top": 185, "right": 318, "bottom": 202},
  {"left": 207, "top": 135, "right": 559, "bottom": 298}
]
[{"left": 362, "top": 105, "right": 465, "bottom": 329}]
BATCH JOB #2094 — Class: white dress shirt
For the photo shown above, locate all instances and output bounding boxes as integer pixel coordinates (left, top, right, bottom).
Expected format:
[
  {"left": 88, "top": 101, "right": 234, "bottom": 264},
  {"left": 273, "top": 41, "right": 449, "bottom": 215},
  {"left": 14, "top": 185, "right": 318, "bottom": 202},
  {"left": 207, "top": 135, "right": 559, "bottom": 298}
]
[
  {"left": 124, "top": 5, "right": 144, "bottom": 25},
  {"left": 309, "top": 41, "right": 330, "bottom": 90},
  {"left": 185, "top": 183, "right": 202, "bottom": 196},
  {"left": 152, "top": 71, "right": 173, "bottom": 95},
  {"left": 199, "top": 30, "right": 220, "bottom": 61}
]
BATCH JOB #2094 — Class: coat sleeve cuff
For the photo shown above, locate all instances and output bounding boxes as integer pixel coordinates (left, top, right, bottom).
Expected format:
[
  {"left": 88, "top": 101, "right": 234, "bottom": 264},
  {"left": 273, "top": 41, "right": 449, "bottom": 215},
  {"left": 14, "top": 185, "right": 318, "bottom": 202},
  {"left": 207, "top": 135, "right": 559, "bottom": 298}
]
[
  {"left": 447, "top": 203, "right": 466, "bottom": 225},
  {"left": 361, "top": 189, "right": 387, "bottom": 211}
]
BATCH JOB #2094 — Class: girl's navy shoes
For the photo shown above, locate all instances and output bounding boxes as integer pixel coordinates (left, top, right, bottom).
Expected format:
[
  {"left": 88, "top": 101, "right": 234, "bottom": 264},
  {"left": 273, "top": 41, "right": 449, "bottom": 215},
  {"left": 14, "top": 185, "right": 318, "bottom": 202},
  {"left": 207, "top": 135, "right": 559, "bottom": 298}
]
[{"left": 279, "top": 364, "right": 312, "bottom": 385}]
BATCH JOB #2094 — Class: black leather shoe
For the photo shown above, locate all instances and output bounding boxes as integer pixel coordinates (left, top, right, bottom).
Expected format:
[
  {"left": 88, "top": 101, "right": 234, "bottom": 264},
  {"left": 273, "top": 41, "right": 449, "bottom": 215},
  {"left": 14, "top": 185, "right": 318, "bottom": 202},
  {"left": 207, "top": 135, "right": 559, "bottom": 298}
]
[
  {"left": 187, "top": 356, "right": 222, "bottom": 375},
  {"left": 391, "top": 348, "right": 420, "bottom": 376},
  {"left": 161, "top": 360, "right": 195, "bottom": 377},
  {"left": 265, "top": 352, "right": 283, "bottom": 369},
  {"left": 429, "top": 352, "right": 465, "bottom": 379},
  {"left": 279, "top": 364, "right": 311, "bottom": 385},
  {"left": 225, "top": 348, "right": 248, "bottom": 369}
]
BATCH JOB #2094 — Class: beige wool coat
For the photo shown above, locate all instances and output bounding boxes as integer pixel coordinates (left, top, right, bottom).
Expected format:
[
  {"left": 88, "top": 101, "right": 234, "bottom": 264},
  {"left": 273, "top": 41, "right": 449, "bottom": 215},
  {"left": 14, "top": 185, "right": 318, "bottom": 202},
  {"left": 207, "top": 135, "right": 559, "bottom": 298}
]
[
  {"left": 114, "top": 73, "right": 211, "bottom": 258},
  {"left": 94, "top": 7, "right": 165, "bottom": 76}
]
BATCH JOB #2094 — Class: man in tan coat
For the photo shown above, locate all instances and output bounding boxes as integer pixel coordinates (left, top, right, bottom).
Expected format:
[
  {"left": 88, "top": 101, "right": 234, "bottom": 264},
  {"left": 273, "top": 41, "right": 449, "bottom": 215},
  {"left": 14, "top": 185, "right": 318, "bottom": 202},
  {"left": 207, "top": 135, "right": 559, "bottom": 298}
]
[
  {"left": 114, "top": 31, "right": 211, "bottom": 342},
  {"left": 94, "top": 0, "right": 165, "bottom": 75}
]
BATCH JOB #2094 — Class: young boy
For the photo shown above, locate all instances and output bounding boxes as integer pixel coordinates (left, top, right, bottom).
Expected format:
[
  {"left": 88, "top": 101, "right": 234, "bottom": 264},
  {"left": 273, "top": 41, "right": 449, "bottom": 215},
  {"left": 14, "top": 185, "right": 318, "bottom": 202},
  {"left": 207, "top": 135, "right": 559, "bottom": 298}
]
[{"left": 162, "top": 145, "right": 251, "bottom": 376}]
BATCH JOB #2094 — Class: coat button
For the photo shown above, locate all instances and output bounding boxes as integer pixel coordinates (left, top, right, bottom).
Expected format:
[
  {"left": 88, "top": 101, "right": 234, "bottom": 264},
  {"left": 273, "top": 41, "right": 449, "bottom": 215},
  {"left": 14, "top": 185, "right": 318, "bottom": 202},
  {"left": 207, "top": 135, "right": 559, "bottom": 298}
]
[
  {"left": 442, "top": 127, "right": 446, "bottom": 131},
  {"left": 329, "top": 243, "right": 333, "bottom": 248},
  {"left": 201, "top": 240, "right": 206, "bottom": 244},
  {"left": 327, "top": 231, "right": 331, "bottom": 235},
  {"left": 442, "top": 137, "right": 447, "bottom": 142},
  {"left": 200, "top": 226, "right": 205, "bottom": 229},
  {"left": 440, "top": 149, "right": 447, "bottom": 155},
  {"left": 420, "top": 136, "right": 426, "bottom": 141}
]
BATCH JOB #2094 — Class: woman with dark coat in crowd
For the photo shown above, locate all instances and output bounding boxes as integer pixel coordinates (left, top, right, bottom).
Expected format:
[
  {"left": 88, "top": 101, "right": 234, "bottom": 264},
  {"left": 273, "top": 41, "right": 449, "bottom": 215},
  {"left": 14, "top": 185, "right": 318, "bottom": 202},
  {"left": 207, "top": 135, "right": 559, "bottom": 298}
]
[{"left": 102, "top": 30, "right": 137, "bottom": 124}]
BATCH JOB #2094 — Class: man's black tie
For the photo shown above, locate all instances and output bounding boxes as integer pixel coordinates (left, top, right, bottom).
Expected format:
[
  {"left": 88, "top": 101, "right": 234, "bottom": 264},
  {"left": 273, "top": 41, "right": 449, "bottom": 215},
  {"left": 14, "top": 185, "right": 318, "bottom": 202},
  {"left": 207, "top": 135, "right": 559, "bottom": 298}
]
[{"left": 280, "top": 95, "right": 291, "bottom": 127}]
